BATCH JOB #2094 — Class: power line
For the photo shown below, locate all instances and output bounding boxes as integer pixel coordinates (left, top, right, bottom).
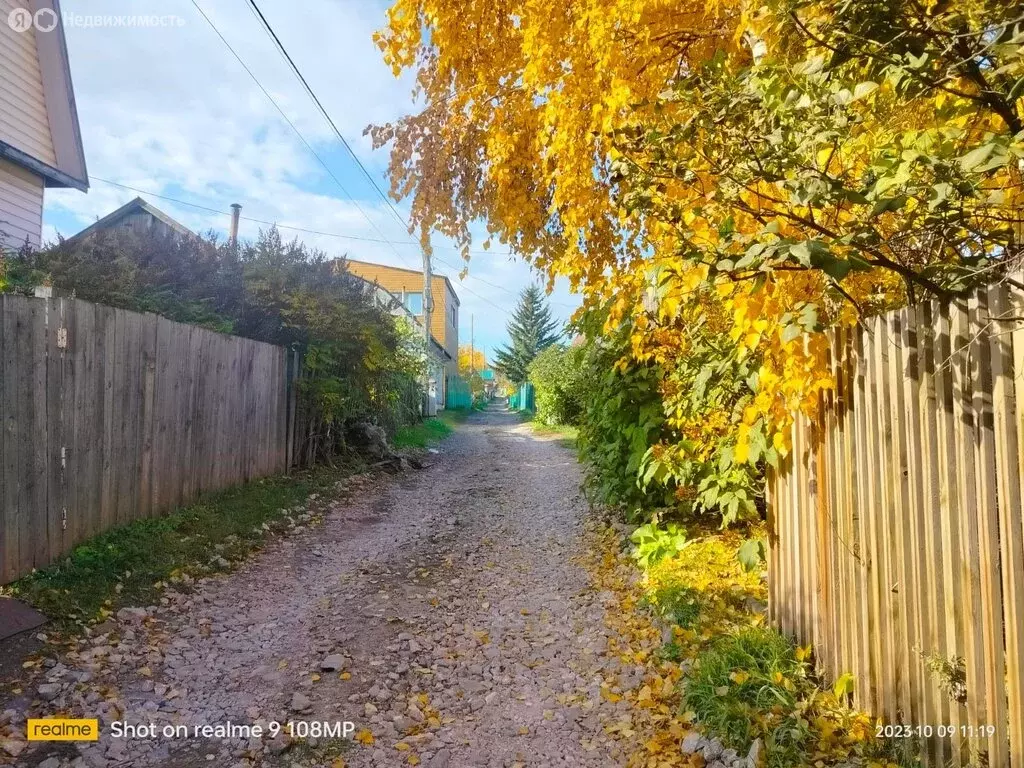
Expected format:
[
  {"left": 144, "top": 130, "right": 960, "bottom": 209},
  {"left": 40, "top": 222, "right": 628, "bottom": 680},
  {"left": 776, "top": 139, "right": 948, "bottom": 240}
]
[
  {"left": 190, "top": 1, "right": 566, "bottom": 317},
  {"left": 189, "top": 0, "right": 418, "bottom": 270},
  {"left": 238, "top": 0, "right": 570, "bottom": 312},
  {"left": 244, "top": 0, "right": 411, "bottom": 235}
]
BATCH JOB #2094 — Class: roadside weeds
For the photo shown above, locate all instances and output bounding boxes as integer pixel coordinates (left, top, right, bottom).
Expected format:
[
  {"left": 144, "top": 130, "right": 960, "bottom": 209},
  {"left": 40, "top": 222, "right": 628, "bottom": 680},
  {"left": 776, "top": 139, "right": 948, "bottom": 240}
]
[{"left": 581, "top": 516, "right": 921, "bottom": 768}]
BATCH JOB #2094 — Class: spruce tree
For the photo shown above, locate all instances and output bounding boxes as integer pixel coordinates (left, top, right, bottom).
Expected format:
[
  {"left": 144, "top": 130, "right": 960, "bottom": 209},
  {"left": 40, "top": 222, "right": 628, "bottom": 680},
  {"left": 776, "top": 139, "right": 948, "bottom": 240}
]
[{"left": 493, "top": 284, "right": 561, "bottom": 384}]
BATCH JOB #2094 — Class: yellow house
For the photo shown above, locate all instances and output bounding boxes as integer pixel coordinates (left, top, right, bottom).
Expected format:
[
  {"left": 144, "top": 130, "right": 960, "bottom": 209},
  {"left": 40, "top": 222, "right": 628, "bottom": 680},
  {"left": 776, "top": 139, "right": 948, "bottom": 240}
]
[
  {"left": 0, "top": 0, "right": 88, "bottom": 249},
  {"left": 345, "top": 258, "right": 460, "bottom": 404}
]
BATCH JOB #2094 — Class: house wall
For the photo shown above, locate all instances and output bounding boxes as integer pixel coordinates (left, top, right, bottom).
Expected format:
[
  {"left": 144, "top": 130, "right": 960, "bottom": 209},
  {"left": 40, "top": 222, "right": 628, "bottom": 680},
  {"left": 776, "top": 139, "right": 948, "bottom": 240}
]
[
  {"left": 0, "top": 1, "right": 57, "bottom": 167},
  {"left": 114, "top": 210, "right": 179, "bottom": 238},
  {"left": 345, "top": 260, "right": 459, "bottom": 361},
  {"left": 0, "top": 156, "right": 44, "bottom": 248}
]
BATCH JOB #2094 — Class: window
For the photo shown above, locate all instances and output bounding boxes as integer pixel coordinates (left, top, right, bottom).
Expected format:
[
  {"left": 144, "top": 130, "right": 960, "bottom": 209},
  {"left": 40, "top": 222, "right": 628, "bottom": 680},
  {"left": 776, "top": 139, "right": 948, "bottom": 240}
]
[
  {"left": 451, "top": 304, "right": 457, "bottom": 328},
  {"left": 404, "top": 291, "right": 423, "bottom": 315}
]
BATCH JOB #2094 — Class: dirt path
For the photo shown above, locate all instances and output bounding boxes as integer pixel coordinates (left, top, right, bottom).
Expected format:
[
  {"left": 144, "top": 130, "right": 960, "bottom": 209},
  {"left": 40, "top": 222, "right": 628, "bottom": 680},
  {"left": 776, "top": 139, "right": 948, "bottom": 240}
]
[{"left": 5, "top": 406, "right": 647, "bottom": 768}]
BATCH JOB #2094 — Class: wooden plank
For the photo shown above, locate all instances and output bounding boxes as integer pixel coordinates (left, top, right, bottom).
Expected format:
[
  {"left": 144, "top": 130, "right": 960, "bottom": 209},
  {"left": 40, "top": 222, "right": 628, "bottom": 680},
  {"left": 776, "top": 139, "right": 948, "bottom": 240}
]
[
  {"left": 821, "top": 362, "right": 840, "bottom": 683},
  {"left": 1, "top": 295, "right": 20, "bottom": 583},
  {"left": 113, "top": 309, "right": 135, "bottom": 527},
  {"left": 900, "top": 304, "right": 938, "bottom": 764},
  {"left": 969, "top": 288, "right": 1007, "bottom": 766},
  {"left": 916, "top": 300, "right": 953, "bottom": 764},
  {"left": 989, "top": 281, "right": 1023, "bottom": 767},
  {"left": 838, "top": 326, "right": 866, "bottom": 703},
  {"left": 884, "top": 310, "right": 915, "bottom": 723},
  {"left": 862, "top": 317, "right": 889, "bottom": 716},
  {"left": 150, "top": 317, "right": 174, "bottom": 515},
  {"left": 187, "top": 325, "right": 203, "bottom": 499},
  {"left": 43, "top": 299, "right": 67, "bottom": 567},
  {"left": 21, "top": 298, "right": 47, "bottom": 577},
  {"left": 97, "top": 304, "right": 117, "bottom": 539},
  {"left": 179, "top": 324, "right": 199, "bottom": 507},
  {"left": 873, "top": 313, "right": 905, "bottom": 721},
  {"left": 138, "top": 313, "right": 157, "bottom": 517},
  {"left": 823, "top": 331, "right": 839, "bottom": 684},
  {"left": 775, "top": 448, "right": 788, "bottom": 635},
  {"left": 69, "top": 300, "right": 97, "bottom": 556},
  {"left": 244, "top": 341, "right": 257, "bottom": 481},
  {"left": 789, "top": 415, "right": 803, "bottom": 641},
  {"left": 935, "top": 301, "right": 967, "bottom": 764},
  {"left": 994, "top": 280, "right": 1024, "bottom": 767},
  {"left": 851, "top": 322, "right": 874, "bottom": 711},
  {"left": 951, "top": 295, "right": 989, "bottom": 766}
]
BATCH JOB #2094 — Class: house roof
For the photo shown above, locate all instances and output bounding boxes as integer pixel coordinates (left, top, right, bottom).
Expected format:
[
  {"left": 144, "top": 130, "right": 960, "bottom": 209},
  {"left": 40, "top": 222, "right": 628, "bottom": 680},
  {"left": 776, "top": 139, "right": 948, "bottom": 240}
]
[
  {"left": 65, "top": 197, "right": 196, "bottom": 244},
  {"left": 0, "top": 0, "right": 88, "bottom": 191},
  {"left": 344, "top": 258, "right": 460, "bottom": 306}
]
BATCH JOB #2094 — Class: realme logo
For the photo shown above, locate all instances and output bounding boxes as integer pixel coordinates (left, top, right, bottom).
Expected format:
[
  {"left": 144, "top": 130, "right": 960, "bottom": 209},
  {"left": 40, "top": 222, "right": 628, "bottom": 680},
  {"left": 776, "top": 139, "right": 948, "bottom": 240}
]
[{"left": 27, "top": 718, "right": 99, "bottom": 741}]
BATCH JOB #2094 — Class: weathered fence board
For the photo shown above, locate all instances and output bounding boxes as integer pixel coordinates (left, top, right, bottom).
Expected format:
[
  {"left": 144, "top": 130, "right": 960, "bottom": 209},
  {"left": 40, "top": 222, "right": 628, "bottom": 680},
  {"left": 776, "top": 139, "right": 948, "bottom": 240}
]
[
  {"left": 0, "top": 295, "right": 290, "bottom": 583},
  {"left": 768, "top": 280, "right": 1024, "bottom": 766}
]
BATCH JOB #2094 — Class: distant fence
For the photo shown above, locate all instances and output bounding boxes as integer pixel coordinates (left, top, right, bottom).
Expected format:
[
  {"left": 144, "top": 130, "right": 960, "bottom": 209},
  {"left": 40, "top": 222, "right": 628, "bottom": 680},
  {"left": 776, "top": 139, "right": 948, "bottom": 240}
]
[
  {"left": 509, "top": 382, "right": 534, "bottom": 412},
  {"left": 0, "top": 295, "right": 291, "bottom": 584},
  {"left": 767, "top": 280, "right": 1024, "bottom": 766},
  {"left": 445, "top": 374, "right": 473, "bottom": 410}
]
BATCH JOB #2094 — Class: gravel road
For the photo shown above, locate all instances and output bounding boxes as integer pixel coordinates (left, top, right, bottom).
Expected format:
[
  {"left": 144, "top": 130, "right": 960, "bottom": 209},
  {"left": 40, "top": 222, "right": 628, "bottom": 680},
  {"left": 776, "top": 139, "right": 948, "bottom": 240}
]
[{"left": 3, "top": 405, "right": 647, "bottom": 768}]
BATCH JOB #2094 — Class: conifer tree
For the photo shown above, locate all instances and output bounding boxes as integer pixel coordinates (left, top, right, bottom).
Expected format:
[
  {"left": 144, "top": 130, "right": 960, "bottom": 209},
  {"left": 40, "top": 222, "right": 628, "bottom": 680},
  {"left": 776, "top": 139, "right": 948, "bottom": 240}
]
[{"left": 493, "top": 284, "right": 560, "bottom": 384}]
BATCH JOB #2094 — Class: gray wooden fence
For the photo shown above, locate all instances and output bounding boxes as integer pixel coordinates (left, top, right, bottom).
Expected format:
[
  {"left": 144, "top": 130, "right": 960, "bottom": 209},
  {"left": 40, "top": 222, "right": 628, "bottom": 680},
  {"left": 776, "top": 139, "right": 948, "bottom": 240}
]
[{"left": 0, "top": 295, "right": 291, "bottom": 584}]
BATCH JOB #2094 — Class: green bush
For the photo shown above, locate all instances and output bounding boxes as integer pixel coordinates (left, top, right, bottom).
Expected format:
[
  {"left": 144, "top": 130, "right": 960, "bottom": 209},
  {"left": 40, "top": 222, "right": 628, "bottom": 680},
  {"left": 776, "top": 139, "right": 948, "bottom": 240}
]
[
  {"left": 527, "top": 343, "right": 588, "bottom": 426},
  {"left": 575, "top": 325, "right": 674, "bottom": 520},
  {"left": 630, "top": 522, "right": 689, "bottom": 569}
]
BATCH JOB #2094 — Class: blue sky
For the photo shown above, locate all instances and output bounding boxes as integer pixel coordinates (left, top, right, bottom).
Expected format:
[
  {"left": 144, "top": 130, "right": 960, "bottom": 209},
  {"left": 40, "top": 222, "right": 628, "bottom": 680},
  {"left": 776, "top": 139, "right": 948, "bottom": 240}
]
[{"left": 44, "top": 0, "right": 581, "bottom": 360}]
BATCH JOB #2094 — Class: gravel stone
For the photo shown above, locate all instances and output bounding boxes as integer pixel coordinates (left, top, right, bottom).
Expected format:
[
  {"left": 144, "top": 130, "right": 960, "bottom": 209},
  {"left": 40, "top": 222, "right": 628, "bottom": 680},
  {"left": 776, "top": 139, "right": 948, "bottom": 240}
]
[{"left": 0, "top": 406, "right": 650, "bottom": 767}]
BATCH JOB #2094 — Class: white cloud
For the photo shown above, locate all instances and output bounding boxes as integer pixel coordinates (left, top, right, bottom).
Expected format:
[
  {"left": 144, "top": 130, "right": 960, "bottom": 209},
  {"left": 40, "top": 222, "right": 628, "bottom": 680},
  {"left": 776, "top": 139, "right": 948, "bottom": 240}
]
[{"left": 45, "top": 0, "right": 580, "bottom": 359}]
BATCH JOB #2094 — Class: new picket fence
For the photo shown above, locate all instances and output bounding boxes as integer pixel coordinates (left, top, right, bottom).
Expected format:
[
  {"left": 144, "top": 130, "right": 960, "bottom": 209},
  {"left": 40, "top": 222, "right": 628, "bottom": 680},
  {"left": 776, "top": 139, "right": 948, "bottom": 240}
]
[
  {"left": 767, "top": 279, "right": 1024, "bottom": 766},
  {"left": 0, "top": 295, "right": 291, "bottom": 584}
]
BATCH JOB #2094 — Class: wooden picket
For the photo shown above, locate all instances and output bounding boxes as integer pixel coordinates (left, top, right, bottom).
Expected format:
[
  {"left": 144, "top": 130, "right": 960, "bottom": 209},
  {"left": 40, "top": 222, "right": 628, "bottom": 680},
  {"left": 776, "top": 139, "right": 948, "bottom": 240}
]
[
  {"left": 0, "top": 295, "right": 290, "bottom": 584},
  {"left": 768, "top": 279, "right": 1024, "bottom": 766}
]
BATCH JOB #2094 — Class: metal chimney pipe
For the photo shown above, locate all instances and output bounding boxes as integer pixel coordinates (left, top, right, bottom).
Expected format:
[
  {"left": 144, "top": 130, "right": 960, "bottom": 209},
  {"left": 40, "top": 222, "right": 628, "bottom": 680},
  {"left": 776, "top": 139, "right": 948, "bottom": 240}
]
[{"left": 229, "top": 203, "right": 241, "bottom": 248}]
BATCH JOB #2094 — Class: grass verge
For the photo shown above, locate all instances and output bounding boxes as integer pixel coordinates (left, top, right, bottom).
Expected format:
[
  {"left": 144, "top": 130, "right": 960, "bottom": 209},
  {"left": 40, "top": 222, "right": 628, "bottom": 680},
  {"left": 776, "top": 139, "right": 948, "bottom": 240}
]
[
  {"left": 392, "top": 407, "right": 472, "bottom": 449},
  {"left": 3, "top": 463, "right": 354, "bottom": 634},
  {"left": 523, "top": 417, "right": 579, "bottom": 449}
]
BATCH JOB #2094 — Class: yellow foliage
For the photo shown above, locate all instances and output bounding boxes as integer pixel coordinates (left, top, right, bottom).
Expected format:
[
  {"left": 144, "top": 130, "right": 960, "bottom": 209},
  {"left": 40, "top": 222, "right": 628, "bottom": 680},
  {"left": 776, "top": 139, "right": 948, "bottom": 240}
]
[{"left": 373, "top": 0, "right": 1024, "bottom": 487}]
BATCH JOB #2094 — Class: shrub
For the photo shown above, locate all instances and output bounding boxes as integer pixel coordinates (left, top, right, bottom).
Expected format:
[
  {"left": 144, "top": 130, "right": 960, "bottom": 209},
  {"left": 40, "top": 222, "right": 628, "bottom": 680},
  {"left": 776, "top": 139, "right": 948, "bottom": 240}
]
[
  {"left": 629, "top": 522, "right": 689, "bottom": 569},
  {"left": 575, "top": 326, "right": 675, "bottom": 520},
  {"left": 527, "top": 343, "right": 588, "bottom": 426}
]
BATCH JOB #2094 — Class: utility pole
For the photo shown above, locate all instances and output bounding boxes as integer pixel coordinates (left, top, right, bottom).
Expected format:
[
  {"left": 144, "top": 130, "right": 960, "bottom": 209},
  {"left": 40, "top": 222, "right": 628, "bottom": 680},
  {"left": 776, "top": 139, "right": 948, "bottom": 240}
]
[
  {"left": 422, "top": 246, "right": 434, "bottom": 411},
  {"left": 470, "top": 314, "right": 474, "bottom": 376}
]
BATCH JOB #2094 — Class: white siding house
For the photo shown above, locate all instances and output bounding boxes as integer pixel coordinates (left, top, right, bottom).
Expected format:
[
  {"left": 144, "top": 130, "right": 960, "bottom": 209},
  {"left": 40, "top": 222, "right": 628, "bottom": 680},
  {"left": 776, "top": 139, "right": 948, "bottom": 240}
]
[{"left": 0, "top": 0, "right": 88, "bottom": 249}]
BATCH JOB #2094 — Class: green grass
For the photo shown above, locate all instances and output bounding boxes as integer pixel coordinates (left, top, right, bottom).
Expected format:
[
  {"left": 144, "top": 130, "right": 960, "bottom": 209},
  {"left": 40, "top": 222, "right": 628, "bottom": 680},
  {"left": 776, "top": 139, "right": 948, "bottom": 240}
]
[
  {"left": 652, "top": 583, "right": 702, "bottom": 628},
  {"left": 391, "top": 408, "right": 472, "bottom": 449},
  {"left": 684, "top": 627, "right": 805, "bottom": 766},
  {"left": 4, "top": 464, "right": 353, "bottom": 633},
  {"left": 393, "top": 416, "right": 453, "bottom": 448},
  {"left": 524, "top": 417, "right": 579, "bottom": 449}
]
